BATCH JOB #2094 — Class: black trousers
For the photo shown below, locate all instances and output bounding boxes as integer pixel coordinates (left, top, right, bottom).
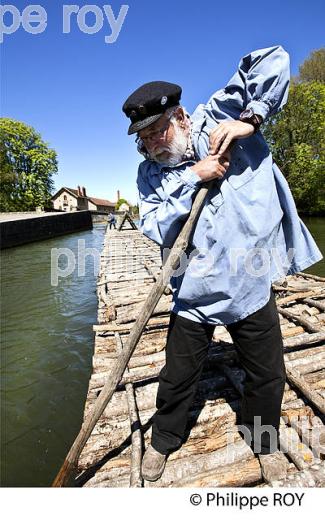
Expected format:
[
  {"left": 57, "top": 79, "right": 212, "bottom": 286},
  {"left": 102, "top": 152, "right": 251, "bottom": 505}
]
[{"left": 151, "top": 289, "right": 286, "bottom": 455}]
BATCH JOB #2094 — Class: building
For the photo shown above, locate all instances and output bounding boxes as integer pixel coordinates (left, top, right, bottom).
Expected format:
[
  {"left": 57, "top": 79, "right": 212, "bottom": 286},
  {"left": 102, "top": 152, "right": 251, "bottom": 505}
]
[
  {"left": 51, "top": 186, "right": 116, "bottom": 213},
  {"left": 118, "top": 202, "right": 130, "bottom": 212}
]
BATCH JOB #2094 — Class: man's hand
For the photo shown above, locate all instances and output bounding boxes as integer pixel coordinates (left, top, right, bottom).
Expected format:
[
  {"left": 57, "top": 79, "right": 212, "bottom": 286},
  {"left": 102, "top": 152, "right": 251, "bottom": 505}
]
[
  {"left": 191, "top": 149, "right": 231, "bottom": 182},
  {"left": 209, "top": 120, "right": 255, "bottom": 157}
]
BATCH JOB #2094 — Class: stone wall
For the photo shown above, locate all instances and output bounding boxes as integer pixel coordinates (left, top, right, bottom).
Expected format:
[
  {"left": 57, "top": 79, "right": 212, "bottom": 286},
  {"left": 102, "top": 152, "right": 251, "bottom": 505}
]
[{"left": 0, "top": 211, "right": 93, "bottom": 249}]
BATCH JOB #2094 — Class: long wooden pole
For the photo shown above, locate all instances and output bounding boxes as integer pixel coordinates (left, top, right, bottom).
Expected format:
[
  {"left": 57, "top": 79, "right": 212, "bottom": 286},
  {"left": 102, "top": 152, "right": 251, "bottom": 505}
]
[{"left": 52, "top": 181, "right": 213, "bottom": 487}]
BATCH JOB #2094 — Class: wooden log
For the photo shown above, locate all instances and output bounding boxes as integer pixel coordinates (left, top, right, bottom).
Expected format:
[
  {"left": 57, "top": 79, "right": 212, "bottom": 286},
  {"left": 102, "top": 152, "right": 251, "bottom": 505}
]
[
  {"left": 304, "top": 369, "right": 325, "bottom": 384},
  {"left": 116, "top": 295, "right": 172, "bottom": 324},
  {"left": 96, "top": 456, "right": 261, "bottom": 488},
  {"left": 297, "top": 272, "right": 325, "bottom": 282},
  {"left": 98, "top": 273, "right": 155, "bottom": 284},
  {"left": 79, "top": 403, "right": 240, "bottom": 471},
  {"left": 303, "top": 298, "right": 325, "bottom": 312},
  {"left": 115, "top": 333, "right": 143, "bottom": 488},
  {"left": 93, "top": 315, "right": 170, "bottom": 332},
  {"left": 282, "top": 390, "right": 298, "bottom": 404},
  {"left": 281, "top": 326, "right": 305, "bottom": 338},
  {"left": 281, "top": 399, "right": 305, "bottom": 411},
  {"left": 145, "top": 439, "right": 253, "bottom": 488},
  {"left": 284, "top": 344, "right": 325, "bottom": 361},
  {"left": 285, "top": 365, "right": 325, "bottom": 415},
  {"left": 277, "top": 307, "right": 322, "bottom": 333},
  {"left": 94, "top": 339, "right": 236, "bottom": 371},
  {"left": 163, "top": 457, "right": 261, "bottom": 488},
  {"left": 84, "top": 415, "right": 243, "bottom": 486},
  {"left": 89, "top": 349, "right": 240, "bottom": 391},
  {"left": 283, "top": 332, "right": 325, "bottom": 348},
  {"left": 285, "top": 351, "right": 325, "bottom": 370},
  {"left": 295, "top": 360, "right": 325, "bottom": 376},
  {"left": 284, "top": 410, "right": 325, "bottom": 460},
  {"left": 269, "top": 461, "right": 325, "bottom": 487},
  {"left": 279, "top": 423, "right": 317, "bottom": 470},
  {"left": 277, "top": 290, "right": 323, "bottom": 306},
  {"left": 125, "top": 383, "right": 142, "bottom": 487},
  {"left": 274, "top": 284, "right": 322, "bottom": 293}
]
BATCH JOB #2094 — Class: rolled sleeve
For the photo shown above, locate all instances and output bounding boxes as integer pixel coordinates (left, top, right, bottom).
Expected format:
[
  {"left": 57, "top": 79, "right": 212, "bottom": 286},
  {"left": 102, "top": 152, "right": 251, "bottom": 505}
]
[
  {"left": 206, "top": 45, "right": 290, "bottom": 123},
  {"left": 245, "top": 100, "right": 270, "bottom": 122}
]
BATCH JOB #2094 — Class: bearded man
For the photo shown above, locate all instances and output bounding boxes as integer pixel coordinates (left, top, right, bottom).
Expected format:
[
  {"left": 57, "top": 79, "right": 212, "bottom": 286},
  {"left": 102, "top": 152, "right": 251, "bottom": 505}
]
[{"left": 122, "top": 45, "right": 323, "bottom": 483}]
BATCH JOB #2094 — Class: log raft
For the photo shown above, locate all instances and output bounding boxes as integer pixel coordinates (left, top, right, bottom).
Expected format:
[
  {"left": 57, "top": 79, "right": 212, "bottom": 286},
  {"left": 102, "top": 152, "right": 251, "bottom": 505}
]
[{"left": 75, "top": 222, "right": 325, "bottom": 487}]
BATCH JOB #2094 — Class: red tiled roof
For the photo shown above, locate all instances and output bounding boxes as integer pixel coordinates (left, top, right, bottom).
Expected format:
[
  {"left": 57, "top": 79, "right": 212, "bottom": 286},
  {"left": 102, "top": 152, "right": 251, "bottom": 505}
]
[
  {"left": 53, "top": 188, "right": 115, "bottom": 206},
  {"left": 88, "top": 197, "right": 115, "bottom": 207}
]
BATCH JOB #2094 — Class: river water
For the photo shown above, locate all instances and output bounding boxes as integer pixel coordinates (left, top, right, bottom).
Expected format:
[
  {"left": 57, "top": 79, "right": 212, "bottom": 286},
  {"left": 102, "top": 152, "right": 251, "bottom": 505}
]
[
  {"left": 0, "top": 218, "right": 324, "bottom": 487},
  {"left": 1, "top": 224, "right": 106, "bottom": 486}
]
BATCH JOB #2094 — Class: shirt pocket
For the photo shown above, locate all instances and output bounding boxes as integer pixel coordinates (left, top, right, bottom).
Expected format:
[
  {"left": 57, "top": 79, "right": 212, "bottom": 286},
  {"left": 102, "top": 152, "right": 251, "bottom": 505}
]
[
  {"left": 207, "top": 191, "right": 224, "bottom": 213},
  {"left": 227, "top": 139, "right": 269, "bottom": 190},
  {"left": 228, "top": 166, "right": 259, "bottom": 190}
]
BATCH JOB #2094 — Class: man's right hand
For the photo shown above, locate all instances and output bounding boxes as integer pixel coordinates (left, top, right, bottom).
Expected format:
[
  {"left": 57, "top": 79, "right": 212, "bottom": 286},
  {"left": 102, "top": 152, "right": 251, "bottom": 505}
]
[{"left": 190, "top": 149, "right": 231, "bottom": 182}]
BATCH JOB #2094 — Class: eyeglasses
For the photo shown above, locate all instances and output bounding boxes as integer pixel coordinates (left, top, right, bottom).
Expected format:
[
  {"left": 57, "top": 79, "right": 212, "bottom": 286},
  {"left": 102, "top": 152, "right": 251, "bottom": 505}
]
[{"left": 136, "top": 112, "right": 174, "bottom": 145}]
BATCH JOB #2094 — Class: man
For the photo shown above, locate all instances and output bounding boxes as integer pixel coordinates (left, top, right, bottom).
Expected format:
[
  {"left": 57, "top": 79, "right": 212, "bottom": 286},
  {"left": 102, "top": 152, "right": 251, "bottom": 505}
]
[
  {"left": 122, "top": 46, "right": 322, "bottom": 483},
  {"left": 108, "top": 212, "right": 116, "bottom": 229}
]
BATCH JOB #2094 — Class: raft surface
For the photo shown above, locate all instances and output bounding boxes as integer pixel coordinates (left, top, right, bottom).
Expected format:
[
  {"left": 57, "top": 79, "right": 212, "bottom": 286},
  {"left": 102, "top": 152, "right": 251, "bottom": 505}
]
[{"left": 76, "top": 226, "right": 325, "bottom": 487}]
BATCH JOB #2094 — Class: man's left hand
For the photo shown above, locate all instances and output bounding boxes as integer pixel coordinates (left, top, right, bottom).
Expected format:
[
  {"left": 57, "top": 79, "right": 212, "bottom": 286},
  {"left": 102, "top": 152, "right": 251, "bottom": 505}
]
[{"left": 209, "top": 120, "right": 255, "bottom": 157}]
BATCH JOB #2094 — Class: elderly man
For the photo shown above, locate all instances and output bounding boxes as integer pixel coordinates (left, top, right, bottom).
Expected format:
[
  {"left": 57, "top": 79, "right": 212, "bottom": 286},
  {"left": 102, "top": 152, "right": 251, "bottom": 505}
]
[{"left": 122, "top": 45, "right": 322, "bottom": 483}]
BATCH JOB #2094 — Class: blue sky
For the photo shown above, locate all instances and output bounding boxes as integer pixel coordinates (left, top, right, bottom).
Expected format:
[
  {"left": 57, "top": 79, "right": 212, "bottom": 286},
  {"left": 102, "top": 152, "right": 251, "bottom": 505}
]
[{"left": 2, "top": 0, "right": 325, "bottom": 204}]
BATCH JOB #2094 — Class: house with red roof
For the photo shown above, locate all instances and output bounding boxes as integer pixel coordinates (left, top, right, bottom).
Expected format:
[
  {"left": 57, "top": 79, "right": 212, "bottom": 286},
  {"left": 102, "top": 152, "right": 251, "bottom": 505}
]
[{"left": 51, "top": 186, "right": 116, "bottom": 213}]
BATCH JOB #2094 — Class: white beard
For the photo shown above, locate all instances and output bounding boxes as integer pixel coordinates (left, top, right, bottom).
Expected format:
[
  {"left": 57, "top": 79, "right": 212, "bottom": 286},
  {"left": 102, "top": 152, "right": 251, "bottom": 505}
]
[{"left": 149, "top": 122, "right": 189, "bottom": 166}]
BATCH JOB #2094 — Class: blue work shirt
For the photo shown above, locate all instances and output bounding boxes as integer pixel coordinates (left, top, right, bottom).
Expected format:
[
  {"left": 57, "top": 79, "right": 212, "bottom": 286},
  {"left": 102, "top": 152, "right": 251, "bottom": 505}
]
[{"left": 136, "top": 45, "right": 323, "bottom": 325}]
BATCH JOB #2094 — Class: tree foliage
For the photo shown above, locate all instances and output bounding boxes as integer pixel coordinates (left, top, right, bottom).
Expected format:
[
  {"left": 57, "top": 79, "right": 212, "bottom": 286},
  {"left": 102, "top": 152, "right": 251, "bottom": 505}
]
[
  {"left": 263, "top": 50, "right": 325, "bottom": 215},
  {"left": 132, "top": 204, "right": 139, "bottom": 215},
  {"left": 115, "top": 197, "right": 129, "bottom": 210},
  {"left": 0, "top": 140, "right": 16, "bottom": 212},
  {"left": 299, "top": 48, "right": 325, "bottom": 83},
  {"left": 0, "top": 118, "right": 58, "bottom": 211}
]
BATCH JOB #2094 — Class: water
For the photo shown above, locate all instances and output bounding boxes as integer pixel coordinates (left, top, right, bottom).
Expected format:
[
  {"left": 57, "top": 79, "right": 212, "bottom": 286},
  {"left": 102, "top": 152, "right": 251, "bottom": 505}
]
[
  {"left": 0, "top": 218, "right": 324, "bottom": 487},
  {"left": 302, "top": 217, "right": 325, "bottom": 277},
  {"left": 1, "top": 224, "right": 106, "bottom": 486}
]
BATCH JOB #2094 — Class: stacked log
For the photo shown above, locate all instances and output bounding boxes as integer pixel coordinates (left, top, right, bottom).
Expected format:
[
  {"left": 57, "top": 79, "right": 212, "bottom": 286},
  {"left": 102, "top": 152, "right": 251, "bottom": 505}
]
[{"left": 76, "top": 228, "right": 325, "bottom": 488}]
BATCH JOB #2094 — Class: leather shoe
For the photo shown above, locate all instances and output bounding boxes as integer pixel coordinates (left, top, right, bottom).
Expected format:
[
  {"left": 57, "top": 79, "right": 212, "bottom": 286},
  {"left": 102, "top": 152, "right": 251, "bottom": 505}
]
[{"left": 141, "top": 444, "right": 167, "bottom": 482}]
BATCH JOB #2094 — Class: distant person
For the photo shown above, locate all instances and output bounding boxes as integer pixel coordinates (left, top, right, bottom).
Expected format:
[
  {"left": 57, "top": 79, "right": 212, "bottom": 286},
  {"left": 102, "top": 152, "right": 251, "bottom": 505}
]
[{"left": 108, "top": 213, "right": 116, "bottom": 229}]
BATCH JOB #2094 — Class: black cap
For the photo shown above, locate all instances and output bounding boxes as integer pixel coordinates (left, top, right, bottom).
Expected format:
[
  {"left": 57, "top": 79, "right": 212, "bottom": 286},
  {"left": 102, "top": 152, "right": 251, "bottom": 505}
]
[{"left": 122, "top": 81, "right": 182, "bottom": 135}]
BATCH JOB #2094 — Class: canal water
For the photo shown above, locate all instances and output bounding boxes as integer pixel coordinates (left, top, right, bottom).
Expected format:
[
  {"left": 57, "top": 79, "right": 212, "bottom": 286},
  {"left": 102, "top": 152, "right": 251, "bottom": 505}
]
[
  {"left": 1, "top": 224, "right": 106, "bottom": 486},
  {"left": 302, "top": 217, "right": 325, "bottom": 277},
  {"left": 0, "top": 218, "right": 324, "bottom": 487}
]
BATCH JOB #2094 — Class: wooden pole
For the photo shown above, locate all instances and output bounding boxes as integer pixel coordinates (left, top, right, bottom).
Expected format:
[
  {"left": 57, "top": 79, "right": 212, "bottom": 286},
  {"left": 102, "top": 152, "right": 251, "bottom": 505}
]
[
  {"left": 52, "top": 181, "right": 213, "bottom": 487},
  {"left": 115, "top": 332, "right": 143, "bottom": 487}
]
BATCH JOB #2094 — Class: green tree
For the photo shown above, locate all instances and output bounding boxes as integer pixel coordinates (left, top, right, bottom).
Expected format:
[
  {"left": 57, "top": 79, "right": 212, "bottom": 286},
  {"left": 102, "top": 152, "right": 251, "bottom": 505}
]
[
  {"left": 115, "top": 197, "right": 129, "bottom": 210},
  {"left": 263, "top": 82, "right": 325, "bottom": 214},
  {"left": 0, "top": 118, "right": 58, "bottom": 211},
  {"left": 0, "top": 140, "right": 16, "bottom": 211},
  {"left": 132, "top": 204, "right": 139, "bottom": 216},
  {"left": 299, "top": 48, "right": 325, "bottom": 83}
]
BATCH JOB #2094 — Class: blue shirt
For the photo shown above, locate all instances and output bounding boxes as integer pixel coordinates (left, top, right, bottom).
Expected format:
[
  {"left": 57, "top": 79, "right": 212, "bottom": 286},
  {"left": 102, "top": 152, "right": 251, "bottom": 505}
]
[{"left": 136, "top": 45, "right": 323, "bottom": 325}]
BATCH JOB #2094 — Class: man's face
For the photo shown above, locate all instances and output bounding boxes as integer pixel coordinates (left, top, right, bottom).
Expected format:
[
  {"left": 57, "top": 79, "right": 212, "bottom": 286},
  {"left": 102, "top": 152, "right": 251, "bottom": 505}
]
[{"left": 137, "top": 107, "right": 189, "bottom": 165}]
